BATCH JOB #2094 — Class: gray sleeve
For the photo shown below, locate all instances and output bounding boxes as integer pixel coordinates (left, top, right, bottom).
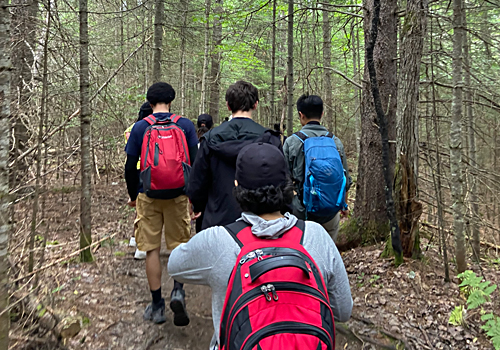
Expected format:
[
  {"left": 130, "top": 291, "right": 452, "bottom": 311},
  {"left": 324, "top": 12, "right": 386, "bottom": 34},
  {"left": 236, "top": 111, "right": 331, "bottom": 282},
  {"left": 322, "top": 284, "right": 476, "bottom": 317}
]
[
  {"left": 167, "top": 227, "right": 223, "bottom": 286},
  {"left": 303, "top": 222, "right": 353, "bottom": 322},
  {"left": 334, "top": 137, "right": 352, "bottom": 191}
]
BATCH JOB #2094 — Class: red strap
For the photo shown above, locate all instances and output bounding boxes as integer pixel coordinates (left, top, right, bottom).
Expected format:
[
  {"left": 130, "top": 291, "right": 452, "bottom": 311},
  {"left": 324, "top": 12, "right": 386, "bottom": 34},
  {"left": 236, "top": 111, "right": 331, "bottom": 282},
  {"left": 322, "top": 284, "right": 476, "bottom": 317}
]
[
  {"left": 144, "top": 115, "right": 156, "bottom": 125},
  {"left": 170, "top": 114, "right": 181, "bottom": 123}
]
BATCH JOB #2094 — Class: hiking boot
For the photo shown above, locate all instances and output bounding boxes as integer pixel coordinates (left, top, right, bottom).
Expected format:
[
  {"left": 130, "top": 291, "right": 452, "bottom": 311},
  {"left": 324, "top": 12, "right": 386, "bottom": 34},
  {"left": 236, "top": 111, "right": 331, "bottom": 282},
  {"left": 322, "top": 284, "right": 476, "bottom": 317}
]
[
  {"left": 170, "top": 289, "right": 190, "bottom": 327},
  {"left": 143, "top": 299, "right": 166, "bottom": 324},
  {"left": 134, "top": 249, "right": 147, "bottom": 260}
]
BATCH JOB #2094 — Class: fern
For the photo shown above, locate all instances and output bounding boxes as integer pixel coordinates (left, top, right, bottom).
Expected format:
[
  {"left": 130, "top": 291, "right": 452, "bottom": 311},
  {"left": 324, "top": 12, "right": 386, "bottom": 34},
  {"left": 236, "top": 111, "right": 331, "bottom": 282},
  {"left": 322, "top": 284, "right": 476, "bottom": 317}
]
[
  {"left": 457, "top": 271, "right": 497, "bottom": 310},
  {"left": 452, "top": 271, "right": 500, "bottom": 349},
  {"left": 449, "top": 305, "right": 465, "bottom": 326},
  {"left": 481, "top": 314, "right": 500, "bottom": 350}
]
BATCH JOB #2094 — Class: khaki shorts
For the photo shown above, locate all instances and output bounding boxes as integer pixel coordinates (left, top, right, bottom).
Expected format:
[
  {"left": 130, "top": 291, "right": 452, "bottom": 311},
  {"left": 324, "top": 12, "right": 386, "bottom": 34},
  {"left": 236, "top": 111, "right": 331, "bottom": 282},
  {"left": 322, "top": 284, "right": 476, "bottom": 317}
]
[{"left": 135, "top": 193, "right": 191, "bottom": 251}]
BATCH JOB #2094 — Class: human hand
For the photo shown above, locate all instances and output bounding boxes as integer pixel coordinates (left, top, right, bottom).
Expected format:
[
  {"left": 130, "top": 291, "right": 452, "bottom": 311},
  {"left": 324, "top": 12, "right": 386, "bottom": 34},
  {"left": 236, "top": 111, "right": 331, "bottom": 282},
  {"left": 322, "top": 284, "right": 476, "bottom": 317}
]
[
  {"left": 340, "top": 209, "right": 350, "bottom": 218},
  {"left": 128, "top": 199, "right": 136, "bottom": 207},
  {"left": 191, "top": 212, "right": 201, "bottom": 220}
]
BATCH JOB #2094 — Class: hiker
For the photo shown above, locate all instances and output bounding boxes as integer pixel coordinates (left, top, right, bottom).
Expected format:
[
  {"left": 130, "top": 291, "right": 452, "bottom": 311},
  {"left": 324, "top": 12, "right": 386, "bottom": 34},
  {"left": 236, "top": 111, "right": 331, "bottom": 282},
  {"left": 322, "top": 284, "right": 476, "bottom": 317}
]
[
  {"left": 283, "top": 94, "right": 352, "bottom": 242},
  {"left": 187, "top": 80, "right": 281, "bottom": 230},
  {"left": 124, "top": 102, "right": 153, "bottom": 260},
  {"left": 196, "top": 113, "right": 213, "bottom": 142},
  {"left": 125, "top": 82, "right": 198, "bottom": 326},
  {"left": 273, "top": 122, "right": 287, "bottom": 144},
  {"left": 195, "top": 113, "right": 213, "bottom": 232},
  {"left": 168, "top": 142, "right": 352, "bottom": 350}
]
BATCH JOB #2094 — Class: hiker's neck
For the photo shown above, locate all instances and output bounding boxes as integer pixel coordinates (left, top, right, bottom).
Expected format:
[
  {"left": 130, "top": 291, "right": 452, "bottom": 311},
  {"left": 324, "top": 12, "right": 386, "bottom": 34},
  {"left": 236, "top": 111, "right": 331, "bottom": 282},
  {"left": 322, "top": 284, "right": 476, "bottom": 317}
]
[
  {"left": 258, "top": 211, "right": 284, "bottom": 221},
  {"left": 152, "top": 103, "right": 171, "bottom": 114},
  {"left": 232, "top": 110, "right": 253, "bottom": 119}
]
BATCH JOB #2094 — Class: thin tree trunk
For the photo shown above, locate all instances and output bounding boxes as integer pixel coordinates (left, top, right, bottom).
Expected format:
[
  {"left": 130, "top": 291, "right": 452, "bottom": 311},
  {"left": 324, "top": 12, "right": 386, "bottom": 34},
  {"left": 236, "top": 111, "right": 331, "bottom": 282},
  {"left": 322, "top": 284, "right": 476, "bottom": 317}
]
[
  {"left": 79, "top": 0, "right": 93, "bottom": 262},
  {"left": 152, "top": 0, "right": 164, "bottom": 83},
  {"left": 0, "top": 0, "right": 11, "bottom": 346},
  {"left": 199, "top": 0, "right": 211, "bottom": 115},
  {"left": 352, "top": 19, "right": 361, "bottom": 155},
  {"left": 463, "top": 12, "right": 479, "bottom": 261},
  {"left": 322, "top": 6, "right": 333, "bottom": 131},
  {"left": 451, "top": 0, "right": 466, "bottom": 273},
  {"left": 29, "top": 1, "right": 52, "bottom": 273},
  {"left": 394, "top": 0, "right": 426, "bottom": 258},
  {"left": 286, "top": 0, "right": 293, "bottom": 136},
  {"left": 270, "top": 0, "right": 276, "bottom": 124},
  {"left": 209, "top": 0, "right": 222, "bottom": 123},
  {"left": 179, "top": 0, "right": 188, "bottom": 115}
]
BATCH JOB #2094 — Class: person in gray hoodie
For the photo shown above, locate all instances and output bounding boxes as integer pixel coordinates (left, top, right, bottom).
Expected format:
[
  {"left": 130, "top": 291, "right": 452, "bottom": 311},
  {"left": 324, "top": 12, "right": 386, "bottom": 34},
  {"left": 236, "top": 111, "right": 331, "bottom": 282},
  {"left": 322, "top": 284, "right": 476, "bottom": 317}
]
[{"left": 168, "top": 142, "right": 353, "bottom": 350}]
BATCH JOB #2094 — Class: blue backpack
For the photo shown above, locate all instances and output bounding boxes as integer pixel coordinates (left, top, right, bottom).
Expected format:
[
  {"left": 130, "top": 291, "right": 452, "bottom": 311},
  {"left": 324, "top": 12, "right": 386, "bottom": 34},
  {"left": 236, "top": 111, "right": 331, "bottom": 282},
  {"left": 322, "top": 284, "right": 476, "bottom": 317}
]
[{"left": 294, "top": 131, "right": 347, "bottom": 217}]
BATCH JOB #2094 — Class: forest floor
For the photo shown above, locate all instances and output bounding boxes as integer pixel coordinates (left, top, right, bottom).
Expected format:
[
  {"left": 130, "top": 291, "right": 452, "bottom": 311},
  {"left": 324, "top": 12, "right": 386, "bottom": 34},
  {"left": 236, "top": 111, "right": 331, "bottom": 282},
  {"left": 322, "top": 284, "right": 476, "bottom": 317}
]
[{"left": 8, "top": 180, "right": 500, "bottom": 350}]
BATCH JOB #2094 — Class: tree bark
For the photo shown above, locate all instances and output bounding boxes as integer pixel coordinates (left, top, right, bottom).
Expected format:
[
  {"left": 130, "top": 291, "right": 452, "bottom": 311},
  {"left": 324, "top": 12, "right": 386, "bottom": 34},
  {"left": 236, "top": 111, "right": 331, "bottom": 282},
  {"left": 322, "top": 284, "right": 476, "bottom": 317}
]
[
  {"left": 451, "top": 0, "right": 466, "bottom": 273},
  {"left": 10, "top": 0, "right": 37, "bottom": 189},
  {"left": 29, "top": 0, "right": 52, "bottom": 273},
  {"left": 179, "top": 0, "right": 188, "bottom": 115},
  {"left": 270, "top": 0, "right": 276, "bottom": 124},
  {"left": 322, "top": 6, "right": 333, "bottom": 132},
  {"left": 79, "top": 0, "right": 93, "bottom": 262},
  {"left": 353, "top": 0, "right": 397, "bottom": 241},
  {"left": 199, "top": 0, "right": 211, "bottom": 115},
  {"left": 209, "top": 0, "right": 222, "bottom": 123},
  {"left": 0, "top": 0, "right": 11, "bottom": 346},
  {"left": 394, "top": 0, "right": 426, "bottom": 258},
  {"left": 152, "top": 0, "right": 164, "bottom": 83},
  {"left": 463, "top": 12, "right": 479, "bottom": 261},
  {"left": 286, "top": 0, "right": 294, "bottom": 137}
]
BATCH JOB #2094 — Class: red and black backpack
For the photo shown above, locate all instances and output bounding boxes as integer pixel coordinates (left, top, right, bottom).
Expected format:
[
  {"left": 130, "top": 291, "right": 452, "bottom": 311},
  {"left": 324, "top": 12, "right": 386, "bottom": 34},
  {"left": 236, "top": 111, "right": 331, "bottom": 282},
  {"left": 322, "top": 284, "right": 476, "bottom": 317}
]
[
  {"left": 140, "top": 114, "right": 190, "bottom": 199},
  {"left": 219, "top": 220, "right": 335, "bottom": 350}
]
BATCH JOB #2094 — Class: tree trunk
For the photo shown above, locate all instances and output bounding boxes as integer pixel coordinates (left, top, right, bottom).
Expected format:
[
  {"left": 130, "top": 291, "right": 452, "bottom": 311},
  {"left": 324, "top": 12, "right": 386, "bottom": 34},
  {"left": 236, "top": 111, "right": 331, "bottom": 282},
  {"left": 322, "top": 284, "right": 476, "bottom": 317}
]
[
  {"left": 179, "top": 0, "right": 188, "bottom": 116},
  {"left": 270, "top": 0, "right": 276, "bottom": 124},
  {"left": 152, "top": 0, "right": 164, "bottom": 83},
  {"left": 209, "top": 0, "right": 222, "bottom": 123},
  {"left": 451, "top": 0, "right": 466, "bottom": 273},
  {"left": 352, "top": 0, "right": 397, "bottom": 241},
  {"left": 0, "top": 0, "right": 11, "bottom": 346},
  {"left": 463, "top": 12, "right": 479, "bottom": 261},
  {"left": 79, "top": 0, "right": 93, "bottom": 262},
  {"left": 394, "top": 0, "right": 426, "bottom": 258},
  {"left": 322, "top": 7, "right": 333, "bottom": 132},
  {"left": 10, "top": 0, "right": 37, "bottom": 189},
  {"left": 199, "top": 0, "right": 211, "bottom": 115},
  {"left": 286, "top": 0, "right": 293, "bottom": 137},
  {"left": 29, "top": 1, "right": 52, "bottom": 273},
  {"left": 352, "top": 19, "right": 361, "bottom": 156}
]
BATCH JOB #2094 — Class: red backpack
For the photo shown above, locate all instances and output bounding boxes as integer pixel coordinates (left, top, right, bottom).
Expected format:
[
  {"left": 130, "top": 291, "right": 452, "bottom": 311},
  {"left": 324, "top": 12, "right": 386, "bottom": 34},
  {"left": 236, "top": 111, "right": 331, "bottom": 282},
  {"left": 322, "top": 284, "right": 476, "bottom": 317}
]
[
  {"left": 219, "top": 220, "right": 335, "bottom": 350},
  {"left": 140, "top": 114, "right": 190, "bottom": 199}
]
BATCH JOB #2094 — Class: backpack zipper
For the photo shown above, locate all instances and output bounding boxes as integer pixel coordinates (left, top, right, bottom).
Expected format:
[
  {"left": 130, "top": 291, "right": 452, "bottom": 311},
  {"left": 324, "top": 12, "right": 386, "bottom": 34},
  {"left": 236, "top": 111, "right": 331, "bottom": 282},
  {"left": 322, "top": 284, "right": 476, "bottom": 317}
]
[
  {"left": 154, "top": 143, "right": 160, "bottom": 166},
  {"left": 224, "top": 282, "right": 332, "bottom": 349},
  {"left": 240, "top": 321, "right": 333, "bottom": 350}
]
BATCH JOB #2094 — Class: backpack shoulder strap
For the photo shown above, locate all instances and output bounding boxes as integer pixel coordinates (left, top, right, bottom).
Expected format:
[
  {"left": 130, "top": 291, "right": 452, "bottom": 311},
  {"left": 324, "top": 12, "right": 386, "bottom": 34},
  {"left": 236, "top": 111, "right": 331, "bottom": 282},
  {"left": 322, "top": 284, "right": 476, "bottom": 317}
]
[
  {"left": 292, "top": 131, "right": 309, "bottom": 143},
  {"left": 224, "top": 221, "right": 252, "bottom": 248},
  {"left": 323, "top": 131, "right": 334, "bottom": 138},
  {"left": 144, "top": 115, "right": 156, "bottom": 125},
  {"left": 279, "top": 219, "right": 306, "bottom": 245},
  {"left": 170, "top": 114, "right": 181, "bottom": 123}
]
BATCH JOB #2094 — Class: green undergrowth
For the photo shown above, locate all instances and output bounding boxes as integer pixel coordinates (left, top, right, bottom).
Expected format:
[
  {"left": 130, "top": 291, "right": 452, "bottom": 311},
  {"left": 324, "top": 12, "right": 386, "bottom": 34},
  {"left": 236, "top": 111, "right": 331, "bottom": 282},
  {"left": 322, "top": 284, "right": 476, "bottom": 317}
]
[{"left": 449, "top": 270, "right": 500, "bottom": 349}]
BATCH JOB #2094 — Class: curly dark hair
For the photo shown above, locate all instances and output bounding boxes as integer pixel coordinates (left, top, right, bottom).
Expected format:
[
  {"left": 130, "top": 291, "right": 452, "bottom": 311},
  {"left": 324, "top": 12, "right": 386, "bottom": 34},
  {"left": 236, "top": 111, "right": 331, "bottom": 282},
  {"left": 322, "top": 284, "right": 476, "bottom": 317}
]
[{"left": 233, "top": 178, "right": 294, "bottom": 215}]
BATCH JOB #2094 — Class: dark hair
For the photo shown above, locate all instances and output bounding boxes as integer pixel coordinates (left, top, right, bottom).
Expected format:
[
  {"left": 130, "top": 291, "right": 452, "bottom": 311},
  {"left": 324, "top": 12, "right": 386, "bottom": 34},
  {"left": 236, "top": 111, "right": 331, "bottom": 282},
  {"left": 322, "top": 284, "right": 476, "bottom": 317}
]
[
  {"left": 137, "top": 102, "right": 153, "bottom": 122},
  {"left": 225, "top": 81, "right": 259, "bottom": 113},
  {"left": 233, "top": 178, "right": 294, "bottom": 215},
  {"left": 146, "top": 82, "right": 176, "bottom": 106},
  {"left": 297, "top": 94, "right": 323, "bottom": 119},
  {"left": 197, "top": 126, "right": 209, "bottom": 140}
]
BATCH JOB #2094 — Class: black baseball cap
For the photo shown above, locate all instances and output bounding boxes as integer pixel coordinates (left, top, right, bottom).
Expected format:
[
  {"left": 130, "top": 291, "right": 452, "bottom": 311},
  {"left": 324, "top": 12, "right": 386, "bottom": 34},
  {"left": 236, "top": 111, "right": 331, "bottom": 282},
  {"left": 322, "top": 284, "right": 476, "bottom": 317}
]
[
  {"left": 197, "top": 114, "right": 213, "bottom": 129},
  {"left": 236, "top": 143, "right": 287, "bottom": 190}
]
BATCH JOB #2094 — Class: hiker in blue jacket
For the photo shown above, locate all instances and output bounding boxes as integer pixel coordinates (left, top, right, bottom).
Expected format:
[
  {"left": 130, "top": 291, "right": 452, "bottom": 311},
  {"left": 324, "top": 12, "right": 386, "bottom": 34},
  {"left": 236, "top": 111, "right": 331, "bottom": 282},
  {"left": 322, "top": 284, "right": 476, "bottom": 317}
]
[{"left": 283, "top": 94, "right": 352, "bottom": 242}]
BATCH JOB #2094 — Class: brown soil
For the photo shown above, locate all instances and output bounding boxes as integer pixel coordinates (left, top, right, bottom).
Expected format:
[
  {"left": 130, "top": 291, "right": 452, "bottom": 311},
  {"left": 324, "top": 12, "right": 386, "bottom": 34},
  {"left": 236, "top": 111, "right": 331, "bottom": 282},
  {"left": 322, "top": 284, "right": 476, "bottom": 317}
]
[{"left": 8, "top": 181, "right": 499, "bottom": 350}]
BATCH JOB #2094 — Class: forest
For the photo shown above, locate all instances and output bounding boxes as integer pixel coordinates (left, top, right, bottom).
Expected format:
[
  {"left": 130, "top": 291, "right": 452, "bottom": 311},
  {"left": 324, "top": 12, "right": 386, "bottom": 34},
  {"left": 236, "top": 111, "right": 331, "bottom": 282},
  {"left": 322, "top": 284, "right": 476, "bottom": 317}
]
[{"left": 0, "top": 0, "right": 500, "bottom": 348}]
